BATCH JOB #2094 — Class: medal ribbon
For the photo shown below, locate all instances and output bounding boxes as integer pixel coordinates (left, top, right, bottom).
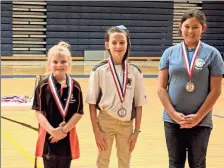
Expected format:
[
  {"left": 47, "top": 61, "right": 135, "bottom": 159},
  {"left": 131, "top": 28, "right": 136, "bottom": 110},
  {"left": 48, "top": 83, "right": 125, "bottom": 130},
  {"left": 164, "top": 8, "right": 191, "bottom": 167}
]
[
  {"left": 181, "top": 40, "right": 201, "bottom": 79},
  {"left": 48, "top": 74, "right": 73, "bottom": 118},
  {"left": 108, "top": 57, "right": 128, "bottom": 102}
]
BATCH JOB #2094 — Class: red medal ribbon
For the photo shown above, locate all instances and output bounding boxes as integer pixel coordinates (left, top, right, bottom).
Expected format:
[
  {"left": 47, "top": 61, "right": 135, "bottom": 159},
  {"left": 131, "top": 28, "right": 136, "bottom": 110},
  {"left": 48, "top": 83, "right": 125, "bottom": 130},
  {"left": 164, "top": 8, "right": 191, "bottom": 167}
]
[
  {"left": 107, "top": 57, "right": 128, "bottom": 103},
  {"left": 48, "top": 74, "right": 73, "bottom": 118},
  {"left": 181, "top": 40, "right": 201, "bottom": 78}
]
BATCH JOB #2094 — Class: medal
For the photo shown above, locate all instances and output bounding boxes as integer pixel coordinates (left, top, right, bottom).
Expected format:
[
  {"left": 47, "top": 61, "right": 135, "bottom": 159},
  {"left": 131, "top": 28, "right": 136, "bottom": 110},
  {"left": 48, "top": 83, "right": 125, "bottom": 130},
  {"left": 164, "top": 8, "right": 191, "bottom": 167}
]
[
  {"left": 48, "top": 74, "right": 73, "bottom": 120},
  {"left": 185, "top": 81, "right": 195, "bottom": 93},
  {"left": 118, "top": 107, "right": 127, "bottom": 117},
  {"left": 181, "top": 41, "right": 201, "bottom": 93},
  {"left": 108, "top": 57, "right": 128, "bottom": 117}
]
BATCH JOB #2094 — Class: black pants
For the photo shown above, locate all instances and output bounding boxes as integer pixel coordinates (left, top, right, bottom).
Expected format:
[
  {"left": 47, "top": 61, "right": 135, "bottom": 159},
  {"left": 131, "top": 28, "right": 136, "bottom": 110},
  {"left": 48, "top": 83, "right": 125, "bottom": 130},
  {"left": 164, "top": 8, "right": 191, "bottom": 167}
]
[
  {"left": 164, "top": 122, "right": 212, "bottom": 168},
  {"left": 43, "top": 156, "right": 71, "bottom": 168}
]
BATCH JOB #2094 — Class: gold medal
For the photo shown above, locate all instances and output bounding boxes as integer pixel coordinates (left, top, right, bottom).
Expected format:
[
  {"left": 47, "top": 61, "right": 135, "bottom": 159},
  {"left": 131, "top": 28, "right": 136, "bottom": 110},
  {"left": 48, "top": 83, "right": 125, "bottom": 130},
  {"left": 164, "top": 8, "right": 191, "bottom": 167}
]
[{"left": 185, "top": 81, "right": 195, "bottom": 93}]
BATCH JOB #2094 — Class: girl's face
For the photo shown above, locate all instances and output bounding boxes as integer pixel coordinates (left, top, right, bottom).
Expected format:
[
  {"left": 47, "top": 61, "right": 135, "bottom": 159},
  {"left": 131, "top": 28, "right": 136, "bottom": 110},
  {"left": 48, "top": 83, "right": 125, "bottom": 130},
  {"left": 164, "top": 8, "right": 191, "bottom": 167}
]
[
  {"left": 179, "top": 17, "right": 206, "bottom": 48},
  {"left": 105, "top": 32, "right": 128, "bottom": 64},
  {"left": 49, "top": 53, "right": 70, "bottom": 77}
]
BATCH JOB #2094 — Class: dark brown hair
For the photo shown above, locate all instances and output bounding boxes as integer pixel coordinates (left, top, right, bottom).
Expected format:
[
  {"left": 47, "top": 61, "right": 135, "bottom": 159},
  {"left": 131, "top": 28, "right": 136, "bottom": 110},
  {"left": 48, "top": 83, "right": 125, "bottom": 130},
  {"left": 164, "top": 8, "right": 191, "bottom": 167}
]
[
  {"left": 179, "top": 9, "right": 207, "bottom": 35},
  {"left": 105, "top": 25, "right": 131, "bottom": 63}
]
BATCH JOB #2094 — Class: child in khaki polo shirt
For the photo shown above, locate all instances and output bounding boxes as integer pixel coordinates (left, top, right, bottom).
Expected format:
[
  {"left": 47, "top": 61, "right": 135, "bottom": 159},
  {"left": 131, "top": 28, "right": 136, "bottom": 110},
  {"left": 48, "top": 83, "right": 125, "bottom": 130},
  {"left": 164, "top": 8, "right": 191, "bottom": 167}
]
[{"left": 86, "top": 25, "right": 147, "bottom": 168}]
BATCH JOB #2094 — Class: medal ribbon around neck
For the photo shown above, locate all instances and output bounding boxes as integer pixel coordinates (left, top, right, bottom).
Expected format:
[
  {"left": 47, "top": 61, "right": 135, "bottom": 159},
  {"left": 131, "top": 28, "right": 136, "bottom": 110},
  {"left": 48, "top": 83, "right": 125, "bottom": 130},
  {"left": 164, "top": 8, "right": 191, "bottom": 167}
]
[
  {"left": 181, "top": 40, "right": 201, "bottom": 79},
  {"left": 48, "top": 74, "right": 73, "bottom": 118},
  {"left": 108, "top": 57, "right": 128, "bottom": 102}
]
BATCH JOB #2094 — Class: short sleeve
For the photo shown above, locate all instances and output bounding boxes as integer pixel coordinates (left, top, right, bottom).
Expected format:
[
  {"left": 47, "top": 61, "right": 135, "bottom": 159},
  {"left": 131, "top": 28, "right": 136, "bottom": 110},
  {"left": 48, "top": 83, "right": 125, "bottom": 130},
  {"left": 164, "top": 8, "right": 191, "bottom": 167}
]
[
  {"left": 74, "top": 82, "right": 84, "bottom": 115},
  {"left": 32, "top": 83, "right": 46, "bottom": 112},
  {"left": 159, "top": 48, "right": 170, "bottom": 70},
  {"left": 85, "top": 70, "right": 100, "bottom": 104},
  {"left": 209, "top": 49, "right": 224, "bottom": 76},
  {"left": 134, "top": 71, "right": 148, "bottom": 107}
]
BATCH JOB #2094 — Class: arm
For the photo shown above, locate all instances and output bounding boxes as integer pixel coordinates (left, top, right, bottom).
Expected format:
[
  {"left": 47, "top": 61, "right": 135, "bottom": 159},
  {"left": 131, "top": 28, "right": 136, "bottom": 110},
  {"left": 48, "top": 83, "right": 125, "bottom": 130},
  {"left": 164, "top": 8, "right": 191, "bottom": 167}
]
[
  {"left": 62, "top": 84, "right": 84, "bottom": 133},
  {"left": 184, "top": 48, "right": 224, "bottom": 128},
  {"left": 36, "top": 110, "right": 54, "bottom": 134},
  {"left": 33, "top": 84, "right": 53, "bottom": 133},
  {"left": 196, "top": 75, "right": 222, "bottom": 118},
  {"left": 128, "top": 68, "right": 145, "bottom": 152},
  {"left": 134, "top": 106, "right": 142, "bottom": 132},
  {"left": 36, "top": 111, "right": 66, "bottom": 139},
  {"left": 89, "top": 104, "right": 107, "bottom": 151},
  {"left": 34, "top": 82, "right": 66, "bottom": 143},
  {"left": 128, "top": 106, "right": 142, "bottom": 153},
  {"left": 184, "top": 75, "right": 222, "bottom": 128},
  {"left": 157, "top": 69, "right": 175, "bottom": 115},
  {"left": 157, "top": 69, "right": 185, "bottom": 124},
  {"left": 89, "top": 104, "right": 99, "bottom": 133},
  {"left": 61, "top": 113, "right": 82, "bottom": 133},
  {"left": 86, "top": 69, "right": 107, "bottom": 151},
  {"left": 193, "top": 49, "right": 223, "bottom": 119}
]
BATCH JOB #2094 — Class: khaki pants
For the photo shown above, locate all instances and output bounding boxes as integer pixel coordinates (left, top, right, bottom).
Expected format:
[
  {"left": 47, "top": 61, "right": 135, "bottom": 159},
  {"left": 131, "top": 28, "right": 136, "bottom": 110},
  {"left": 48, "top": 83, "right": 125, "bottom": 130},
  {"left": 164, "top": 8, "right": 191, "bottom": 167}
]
[{"left": 97, "top": 111, "right": 133, "bottom": 168}]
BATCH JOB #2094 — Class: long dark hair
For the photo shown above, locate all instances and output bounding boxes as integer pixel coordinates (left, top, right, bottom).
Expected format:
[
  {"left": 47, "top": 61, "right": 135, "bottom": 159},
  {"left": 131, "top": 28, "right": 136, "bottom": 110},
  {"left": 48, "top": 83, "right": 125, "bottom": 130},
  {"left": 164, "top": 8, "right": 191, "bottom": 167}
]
[
  {"left": 105, "top": 25, "right": 131, "bottom": 63},
  {"left": 179, "top": 9, "right": 207, "bottom": 36}
]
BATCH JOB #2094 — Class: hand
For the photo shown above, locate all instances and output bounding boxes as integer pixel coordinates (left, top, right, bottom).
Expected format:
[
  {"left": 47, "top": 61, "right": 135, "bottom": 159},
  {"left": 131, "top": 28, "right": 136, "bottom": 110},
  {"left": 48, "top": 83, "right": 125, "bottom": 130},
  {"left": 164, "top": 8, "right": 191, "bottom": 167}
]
[
  {"left": 49, "top": 121, "right": 67, "bottom": 143},
  {"left": 49, "top": 127, "right": 67, "bottom": 143},
  {"left": 94, "top": 130, "right": 107, "bottom": 152},
  {"left": 180, "top": 114, "right": 201, "bottom": 129},
  {"left": 49, "top": 135, "right": 67, "bottom": 143},
  {"left": 171, "top": 111, "right": 186, "bottom": 125},
  {"left": 49, "top": 136, "right": 58, "bottom": 143},
  {"left": 128, "top": 132, "right": 139, "bottom": 153},
  {"left": 59, "top": 121, "right": 66, "bottom": 127}
]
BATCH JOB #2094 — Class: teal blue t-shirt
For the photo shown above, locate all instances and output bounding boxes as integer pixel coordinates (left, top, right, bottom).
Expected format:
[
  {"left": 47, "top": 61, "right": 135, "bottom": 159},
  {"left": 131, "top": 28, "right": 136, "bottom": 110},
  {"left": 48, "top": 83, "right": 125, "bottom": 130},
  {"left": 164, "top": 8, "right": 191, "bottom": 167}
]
[{"left": 159, "top": 41, "right": 224, "bottom": 128}]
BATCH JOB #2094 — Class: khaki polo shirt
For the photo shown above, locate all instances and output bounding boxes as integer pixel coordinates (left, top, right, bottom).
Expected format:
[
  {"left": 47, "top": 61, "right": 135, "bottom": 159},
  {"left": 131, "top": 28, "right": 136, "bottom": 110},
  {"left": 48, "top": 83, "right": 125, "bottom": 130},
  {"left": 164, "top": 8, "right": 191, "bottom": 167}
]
[{"left": 86, "top": 61, "right": 147, "bottom": 121}]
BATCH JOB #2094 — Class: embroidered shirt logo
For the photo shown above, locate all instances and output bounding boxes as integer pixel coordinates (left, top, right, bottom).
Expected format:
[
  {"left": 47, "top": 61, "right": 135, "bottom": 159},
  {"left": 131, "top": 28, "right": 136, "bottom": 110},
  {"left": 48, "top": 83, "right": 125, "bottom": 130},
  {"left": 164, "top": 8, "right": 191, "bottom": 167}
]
[
  {"left": 127, "top": 78, "right": 132, "bottom": 89},
  {"left": 70, "top": 94, "right": 76, "bottom": 103},
  {"left": 195, "top": 59, "right": 205, "bottom": 70},
  {"left": 127, "top": 78, "right": 132, "bottom": 86}
]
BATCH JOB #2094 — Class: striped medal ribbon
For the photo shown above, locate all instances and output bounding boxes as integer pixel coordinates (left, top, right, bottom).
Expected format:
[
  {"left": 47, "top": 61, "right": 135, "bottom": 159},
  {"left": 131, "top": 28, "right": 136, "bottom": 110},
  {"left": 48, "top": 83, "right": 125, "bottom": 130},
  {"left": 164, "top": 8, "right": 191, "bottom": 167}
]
[
  {"left": 108, "top": 57, "right": 128, "bottom": 117},
  {"left": 48, "top": 74, "right": 73, "bottom": 120},
  {"left": 181, "top": 40, "right": 201, "bottom": 93}
]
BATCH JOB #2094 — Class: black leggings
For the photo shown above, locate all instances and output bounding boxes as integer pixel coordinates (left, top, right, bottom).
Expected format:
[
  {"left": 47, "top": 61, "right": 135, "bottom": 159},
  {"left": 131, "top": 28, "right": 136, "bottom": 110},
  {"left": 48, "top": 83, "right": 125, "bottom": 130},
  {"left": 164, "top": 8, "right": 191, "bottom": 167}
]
[{"left": 43, "top": 156, "right": 71, "bottom": 168}]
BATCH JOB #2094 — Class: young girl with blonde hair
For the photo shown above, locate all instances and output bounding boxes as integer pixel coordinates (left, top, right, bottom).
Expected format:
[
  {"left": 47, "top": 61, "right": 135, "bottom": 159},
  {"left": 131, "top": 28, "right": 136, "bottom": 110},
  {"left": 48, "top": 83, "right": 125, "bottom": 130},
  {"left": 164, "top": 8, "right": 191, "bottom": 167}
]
[{"left": 32, "top": 41, "right": 84, "bottom": 168}]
